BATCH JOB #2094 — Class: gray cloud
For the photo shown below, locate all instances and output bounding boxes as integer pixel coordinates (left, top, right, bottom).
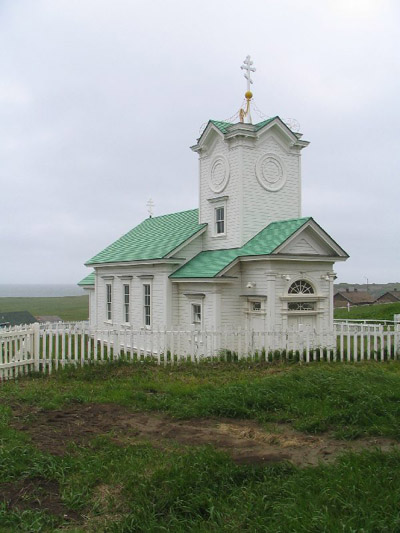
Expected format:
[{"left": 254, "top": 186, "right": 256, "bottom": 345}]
[{"left": 0, "top": 0, "right": 399, "bottom": 284}]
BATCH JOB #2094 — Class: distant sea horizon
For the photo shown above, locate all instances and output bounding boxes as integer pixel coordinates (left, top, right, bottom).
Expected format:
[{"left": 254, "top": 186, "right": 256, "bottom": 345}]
[{"left": 0, "top": 284, "right": 86, "bottom": 297}]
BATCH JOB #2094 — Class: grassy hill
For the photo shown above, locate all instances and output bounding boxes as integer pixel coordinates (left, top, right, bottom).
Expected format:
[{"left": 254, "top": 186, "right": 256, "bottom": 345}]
[
  {"left": 334, "top": 301, "right": 400, "bottom": 321},
  {"left": 0, "top": 295, "right": 89, "bottom": 321}
]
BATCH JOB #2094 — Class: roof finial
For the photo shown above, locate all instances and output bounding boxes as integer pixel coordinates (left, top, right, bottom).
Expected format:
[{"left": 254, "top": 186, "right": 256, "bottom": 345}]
[
  {"left": 146, "top": 197, "right": 154, "bottom": 218},
  {"left": 239, "top": 55, "right": 256, "bottom": 124}
]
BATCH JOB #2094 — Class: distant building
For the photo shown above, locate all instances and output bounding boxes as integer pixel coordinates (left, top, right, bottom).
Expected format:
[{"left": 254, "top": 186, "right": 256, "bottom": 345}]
[
  {"left": 334, "top": 288, "right": 375, "bottom": 308},
  {"left": 35, "top": 315, "right": 63, "bottom": 323},
  {"left": 375, "top": 289, "right": 400, "bottom": 304},
  {"left": 0, "top": 311, "right": 37, "bottom": 327}
]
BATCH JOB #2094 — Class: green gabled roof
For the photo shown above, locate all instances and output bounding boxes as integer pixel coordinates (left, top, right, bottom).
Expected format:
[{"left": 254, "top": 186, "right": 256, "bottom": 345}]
[
  {"left": 170, "top": 217, "right": 311, "bottom": 279},
  {"left": 86, "top": 209, "right": 206, "bottom": 265},
  {"left": 209, "top": 120, "right": 234, "bottom": 134},
  {"left": 254, "top": 116, "right": 278, "bottom": 131},
  {"left": 171, "top": 248, "right": 240, "bottom": 279},
  {"left": 209, "top": 117, "right": 279, "bottom": 135},
  {"left": 78, "top": 272, "right": 95, "bottom": 286}
]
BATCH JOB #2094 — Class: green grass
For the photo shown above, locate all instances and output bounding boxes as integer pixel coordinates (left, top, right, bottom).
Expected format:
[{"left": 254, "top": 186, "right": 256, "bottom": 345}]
[
  {"left": 2, "top": 362, "right": 400, "bottom": 531},
  {"left": 4, "top": 361, "right": 400, "bottom": 439},
  {"left": 334, "top": 301, "right": 400, "bottom": 321},
  {"left": 0, "top": 296, "right": 89, "bottom": 321}
]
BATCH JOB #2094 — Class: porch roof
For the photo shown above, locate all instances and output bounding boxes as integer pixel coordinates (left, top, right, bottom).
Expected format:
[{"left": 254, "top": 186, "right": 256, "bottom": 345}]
[{"left": 78, "top": 272, "right": 95, "bottom": 286}]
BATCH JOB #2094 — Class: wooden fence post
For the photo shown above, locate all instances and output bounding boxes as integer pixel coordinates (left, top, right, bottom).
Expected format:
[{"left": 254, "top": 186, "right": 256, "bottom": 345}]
[{"left": 33, "top": 322, "right": 40, "bottom": 372}]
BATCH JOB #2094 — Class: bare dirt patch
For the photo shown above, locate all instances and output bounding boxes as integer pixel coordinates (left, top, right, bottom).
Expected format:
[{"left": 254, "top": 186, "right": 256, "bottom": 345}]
[
  {"left": 0, "top": 477, "right": 80, "bottom": 521},
  {"left": 11, "top": 403, "right": 400, "bottom": 467}
]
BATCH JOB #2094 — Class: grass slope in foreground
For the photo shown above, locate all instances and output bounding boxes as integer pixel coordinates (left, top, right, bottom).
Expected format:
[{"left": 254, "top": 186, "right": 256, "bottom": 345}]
[
  {"left": 1, "top": 362, "right": 400, "bottom": 531},
  {"left": 0, "top": 295, "right": 89, "bottom": 322}
]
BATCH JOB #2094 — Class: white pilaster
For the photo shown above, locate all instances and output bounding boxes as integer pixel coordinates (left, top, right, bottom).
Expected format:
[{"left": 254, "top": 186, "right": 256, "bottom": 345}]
[{"left": 266, "top": 272, "right": 277, "bottom": 331}]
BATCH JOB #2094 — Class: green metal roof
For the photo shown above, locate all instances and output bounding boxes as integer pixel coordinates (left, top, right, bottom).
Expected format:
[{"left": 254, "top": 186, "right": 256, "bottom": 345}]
[
  {"left": 210, "top": 120, "right": 234, "bottom": 133},
  {"left": 78, "top": 272, "right": 95, "bottom": 286},
  {"left": 86, "top": 209, "right": 206, "bottom": 265},
  {"left": 254, "top": 116, "right": 278, "bottom": 131},
  {"left": 170, "top": 217, "right": 311, "bottom": 279},
  {"left": 209, "top": 117, "right": 279, "bottom": 135}
]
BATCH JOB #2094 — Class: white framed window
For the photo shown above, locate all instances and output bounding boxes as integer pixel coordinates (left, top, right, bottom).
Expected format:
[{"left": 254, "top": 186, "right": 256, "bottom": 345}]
[
  {"left": 288, "top": 302, "right": 315, "bottom": 311},
  {"left": 123, "top": 284, "right": 130, "bottom": 323},
  {"left": 245, "top": 298, "right": 266, "bottom": 314},
  {"left": 285, "top": 280, "right": 318, "bottom": 315},
  {"left": 288, "top": 280, "right": 314, "bottom": 295},
  {"left": 215, "top": 206, "right": 225, "bottom": 235},
  {"left": 106, "top": 283, "right": 112, "bottom": 321},
  {"left": 143, "top": 283, "right": 151, "bottom": 327},
  {"left": 192, "top": 303, "right": 202, "bottom": 325},
  {"left": 215, "top": 206, "right": 225, "bottom": 234},
  {"left": 208, "top": 196, "right": 228, "bottom": 238}
]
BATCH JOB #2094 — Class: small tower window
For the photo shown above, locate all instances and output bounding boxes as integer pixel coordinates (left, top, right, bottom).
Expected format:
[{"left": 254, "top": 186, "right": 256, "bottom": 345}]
[{"left": 215, "top": 206, "right": 225, "bottom": 234}]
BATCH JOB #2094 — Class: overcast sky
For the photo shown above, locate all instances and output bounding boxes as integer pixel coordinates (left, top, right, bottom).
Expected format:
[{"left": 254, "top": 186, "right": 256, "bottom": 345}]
[{"left": 0, "top": 0, "right": 399, "bottom": 285}]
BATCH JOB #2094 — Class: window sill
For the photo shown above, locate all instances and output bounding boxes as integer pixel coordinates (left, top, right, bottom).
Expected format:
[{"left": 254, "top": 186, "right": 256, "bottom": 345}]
[{"left": 213, "top": 233, "right": 227, "bottom": 239}]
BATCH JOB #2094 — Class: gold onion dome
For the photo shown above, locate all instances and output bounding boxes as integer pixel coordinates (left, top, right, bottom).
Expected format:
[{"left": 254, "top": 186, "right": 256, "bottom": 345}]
[{"left": 245, "top": 90, "right": 253, "bottom": 100}]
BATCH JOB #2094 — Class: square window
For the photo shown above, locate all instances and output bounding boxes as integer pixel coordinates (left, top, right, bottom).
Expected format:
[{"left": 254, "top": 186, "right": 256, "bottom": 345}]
[{"left": 252, "top": 301, "right": 261, "bottom": 312}]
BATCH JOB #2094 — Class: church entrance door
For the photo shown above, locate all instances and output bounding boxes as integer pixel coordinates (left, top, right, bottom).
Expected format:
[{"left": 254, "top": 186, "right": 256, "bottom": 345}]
[{"left": 288, "top": 315, "right": 316, "bottom": 332}]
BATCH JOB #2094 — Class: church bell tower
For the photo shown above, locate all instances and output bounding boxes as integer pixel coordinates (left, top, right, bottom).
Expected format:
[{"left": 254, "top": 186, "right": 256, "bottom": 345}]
[{"left": 191, "top": 56, "right": 310, "bottom": 251}]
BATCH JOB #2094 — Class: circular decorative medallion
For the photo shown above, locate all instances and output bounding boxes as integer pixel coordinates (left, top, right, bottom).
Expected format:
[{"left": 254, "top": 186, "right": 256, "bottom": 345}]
[
  {"left": 255, "top": 153, "right": 286, "bottom": 192},
  {"left": 209, "top": 154, "right": 230, "bottom": 193}
]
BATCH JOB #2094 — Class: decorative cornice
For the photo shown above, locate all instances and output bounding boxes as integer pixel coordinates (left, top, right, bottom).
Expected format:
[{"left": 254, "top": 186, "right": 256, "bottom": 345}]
[{"left": 207, "top": 195, "right": 229, "bottom": 204}]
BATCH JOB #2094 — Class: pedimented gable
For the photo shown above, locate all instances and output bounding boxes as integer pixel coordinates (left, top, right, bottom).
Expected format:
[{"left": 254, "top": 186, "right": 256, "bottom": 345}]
[
  {"left": 274, "top": 222, "right": 348, "bottom": 258},
  {"left": 284, "top": 236, "right": 321, "bottom": 255}
]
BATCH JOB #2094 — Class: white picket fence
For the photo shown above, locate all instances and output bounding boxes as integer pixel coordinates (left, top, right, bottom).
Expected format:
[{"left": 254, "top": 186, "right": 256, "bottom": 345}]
[{"left": 1, "top": 321, "right": 400, "bottom": 381}]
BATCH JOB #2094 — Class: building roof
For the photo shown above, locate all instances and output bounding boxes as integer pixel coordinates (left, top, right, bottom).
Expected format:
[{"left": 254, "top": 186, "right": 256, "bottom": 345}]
[
  {"left": 170, "top": 217, "right": 311, "bottom": 279},
  {"left": 209, "top": 120, "right": 234, "bottom": 134},
  {"left": 376, "top": 291, "right": 400, "bottom": 302},
  {"left": 78, "top": 272, "right": 95, "bottom": 286},
  {"left": 86, "top": 209, "right": 206, "bottom": 266},
  {"left": 210, "top": 117, "right": 278, "bottom": 135},
  {"left": 334, "top": 291, "right": 375, "bottom": 304},
  {"left": 35, "top": 315, "right": 63, "bottom": 323},
  {"left": 0, "top": 311, "right": 37, "bottom": 327}
]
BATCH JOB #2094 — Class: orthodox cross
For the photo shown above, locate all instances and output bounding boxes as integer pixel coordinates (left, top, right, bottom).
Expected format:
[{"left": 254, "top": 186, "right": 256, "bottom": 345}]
[
  {"left": 240, "top": 55, "right": 256, "bottom": 93},
  {"left": 146, "top": 197, "right": 154, "bottom": 218}
]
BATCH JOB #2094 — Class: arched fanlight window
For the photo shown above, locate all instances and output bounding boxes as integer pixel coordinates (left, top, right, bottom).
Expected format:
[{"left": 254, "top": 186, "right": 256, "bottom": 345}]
[{"left": 288, "top": 280, "right": 314, "bottom": 295}]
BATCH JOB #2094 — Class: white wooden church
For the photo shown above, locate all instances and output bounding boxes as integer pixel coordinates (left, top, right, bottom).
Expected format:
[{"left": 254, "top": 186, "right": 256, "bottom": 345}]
[{"left": 79, "top": 57, "right": 348, "bottom": 333}]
